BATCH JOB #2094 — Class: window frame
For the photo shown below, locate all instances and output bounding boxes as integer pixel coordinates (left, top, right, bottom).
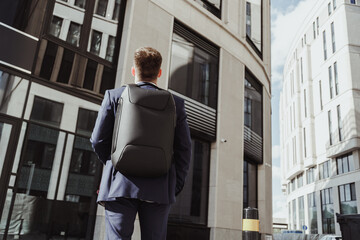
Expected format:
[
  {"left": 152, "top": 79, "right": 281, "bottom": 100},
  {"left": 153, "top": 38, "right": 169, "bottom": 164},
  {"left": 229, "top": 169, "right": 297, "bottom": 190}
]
[{"left": 245, "top": 0, "right": 263, "bottom": 59}]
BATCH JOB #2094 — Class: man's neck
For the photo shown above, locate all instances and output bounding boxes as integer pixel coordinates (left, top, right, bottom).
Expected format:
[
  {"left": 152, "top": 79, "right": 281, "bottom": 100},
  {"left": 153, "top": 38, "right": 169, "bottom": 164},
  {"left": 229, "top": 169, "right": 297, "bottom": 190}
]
[{"left": 135, "top": 78, "right": 157, "bottom": 85}]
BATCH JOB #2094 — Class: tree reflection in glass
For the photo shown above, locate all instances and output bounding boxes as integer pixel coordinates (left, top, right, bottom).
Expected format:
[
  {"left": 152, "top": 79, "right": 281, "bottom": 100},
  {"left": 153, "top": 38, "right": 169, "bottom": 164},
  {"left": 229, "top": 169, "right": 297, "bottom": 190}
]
[{"left": 66, "top": 22, "right": 82, "bottom": 47}]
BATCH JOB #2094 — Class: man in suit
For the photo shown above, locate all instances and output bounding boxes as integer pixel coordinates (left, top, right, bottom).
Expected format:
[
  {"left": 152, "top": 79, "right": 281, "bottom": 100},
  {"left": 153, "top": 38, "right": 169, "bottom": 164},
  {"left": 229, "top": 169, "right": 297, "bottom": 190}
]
[{"left": 91, "top": 47, "right": 192, "bottom": 240}]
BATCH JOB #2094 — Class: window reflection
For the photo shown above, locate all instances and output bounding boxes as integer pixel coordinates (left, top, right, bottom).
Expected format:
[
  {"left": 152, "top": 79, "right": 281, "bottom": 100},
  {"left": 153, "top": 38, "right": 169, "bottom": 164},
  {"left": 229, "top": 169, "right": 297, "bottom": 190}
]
[
  {"left": 339, "top": 183, "right": 357, "bottom": 214},
  {"left": 75, "top": 0, "right": 86, "bottom": 9},
  {"left": 246, "top": 0, "right": 262, "bottom": 54},
  {"left": 321, "top": 188, "right": 335, "bottom": 234},
  {"left": 49, "top": 16, "right": 63, "bottom": 38},
  {"left": 112, "top": 0, "right": 121, "bottom": 20},
  {"left": 169, "top": 31, "right": 218, "bottom": 109},
  {"left": 169, "top": 139, "right": 209, "bottom": 225},
  {"left": 66, "top": 22, "right": 82, "bottom": 47},
  {"left": 90, "top": 30, "right": 102, "bottom": 55},
  {"left": 30, "top": 96, "right": 63, "bottom": 128},
  {"left": 106, "top": 36, "right": 116, "bottom": 62},
  {"left": 95, "top": 0, "right": 108, "bottom": 17}
]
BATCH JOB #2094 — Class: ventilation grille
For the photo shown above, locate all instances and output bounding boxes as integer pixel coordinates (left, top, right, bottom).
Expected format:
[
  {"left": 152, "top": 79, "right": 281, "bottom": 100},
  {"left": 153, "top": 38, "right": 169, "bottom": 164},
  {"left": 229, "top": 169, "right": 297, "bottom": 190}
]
[
  {"left": 170, "top": 90, "right": 216, "bottom": 140},
  {"left": 173, "top": 21, "right": 219, "bottom": 57},
  {"left": 244, "top": 126, "right": 263, "bottom": 164}
]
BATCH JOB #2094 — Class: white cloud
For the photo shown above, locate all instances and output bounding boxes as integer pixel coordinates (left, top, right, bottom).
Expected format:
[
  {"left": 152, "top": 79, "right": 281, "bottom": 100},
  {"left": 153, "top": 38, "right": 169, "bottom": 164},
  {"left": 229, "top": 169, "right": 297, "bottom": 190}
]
[{"left": 271, "top": 0, "right": 315, "bottom": 84}]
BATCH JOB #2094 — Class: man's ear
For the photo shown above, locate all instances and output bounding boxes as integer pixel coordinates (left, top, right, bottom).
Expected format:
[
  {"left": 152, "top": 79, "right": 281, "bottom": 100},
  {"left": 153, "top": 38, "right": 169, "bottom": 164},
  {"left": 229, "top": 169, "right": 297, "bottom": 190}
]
[
  {"left": 131, "top": 67, "right": 136, "bottom": 77},
  {"left": 158, "top": 69, "right": 162, "bottom": 78}
]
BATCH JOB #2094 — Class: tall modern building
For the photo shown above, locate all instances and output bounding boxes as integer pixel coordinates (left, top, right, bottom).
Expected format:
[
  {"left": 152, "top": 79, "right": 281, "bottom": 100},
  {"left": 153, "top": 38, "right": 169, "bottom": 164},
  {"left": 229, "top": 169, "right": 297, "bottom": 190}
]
[
  {"left": 280, "top": 0, "right": 360, "bottom": 236},
  {"left": 0, "top": 0, "right": 271, "bottom": 239}
]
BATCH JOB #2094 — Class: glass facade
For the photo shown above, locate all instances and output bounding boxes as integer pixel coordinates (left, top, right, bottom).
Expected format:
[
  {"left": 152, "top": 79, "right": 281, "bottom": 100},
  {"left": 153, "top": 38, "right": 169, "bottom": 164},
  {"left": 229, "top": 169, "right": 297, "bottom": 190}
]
[
  {"left": 321, "top": 188, "right": 335, "bottom": 234},
  {"left": 339, "top": 183, "right": 357, "bottom": 214},
  {"left": 298, "top": 196, "right": 305, "bottom": 228},
  {"left": 292, "top": 199, "right": 297, "bottom": 230},
  {"left": 36, "top": 0, "right": 126, "bottom": 94}
]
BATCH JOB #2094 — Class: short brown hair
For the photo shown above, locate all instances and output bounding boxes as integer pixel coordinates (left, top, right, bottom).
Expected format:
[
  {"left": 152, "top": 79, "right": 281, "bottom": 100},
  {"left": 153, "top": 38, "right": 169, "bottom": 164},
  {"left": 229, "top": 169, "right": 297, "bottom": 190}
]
[{"left": 134, "top": 47, "right": 162, "bottom": 80}]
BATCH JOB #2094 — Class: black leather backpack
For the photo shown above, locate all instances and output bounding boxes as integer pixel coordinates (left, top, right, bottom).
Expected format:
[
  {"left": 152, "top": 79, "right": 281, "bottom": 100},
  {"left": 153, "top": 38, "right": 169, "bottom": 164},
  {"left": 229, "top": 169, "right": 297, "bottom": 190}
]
[{"left": 111, "top": 83, "right": 176, "bottom": 177}]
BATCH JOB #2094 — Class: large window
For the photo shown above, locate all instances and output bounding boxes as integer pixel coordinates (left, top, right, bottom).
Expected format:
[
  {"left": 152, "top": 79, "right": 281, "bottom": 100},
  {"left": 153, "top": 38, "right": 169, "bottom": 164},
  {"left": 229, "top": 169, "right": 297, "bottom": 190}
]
[
  {"left": 334, "top": 62, "right": 339, "bottom": 95},
  {"left": 308, "top": 192, "right": 318, "bottom": 234},
  {"left": 36, "top": 0, "right": 126, "bottom": 94},
  {"left": 246, "top": 0, "right": 262, "bottom": 56},
  {"left": 297, "top": 173, "right": 304, "bottom": 188},
  {"left": 243, "top": 70, "right": 263, "bottom": 164},
  {"left": 337, "top": 153, "right": 355, "bottom": 175},
  {"left": 329, "top": 66, "right": 334, "bottom": 99},
  {"left": 169, "top": 23, "right": 219, "bottom": 109},
  {"left": 65, "top": 108, "right": 99, "bottom": 203},
  {"left": 337, "top": 105, "right": 343, "bottom": 141},
  {"left": 339, "top": 183, "right": 357, "bottom": 214},
  {"left": 321, "top": 188, "right": 335, "bottom": 234},
  {"left": 169, "top": 139, "right": 210, "bottom": 225}
]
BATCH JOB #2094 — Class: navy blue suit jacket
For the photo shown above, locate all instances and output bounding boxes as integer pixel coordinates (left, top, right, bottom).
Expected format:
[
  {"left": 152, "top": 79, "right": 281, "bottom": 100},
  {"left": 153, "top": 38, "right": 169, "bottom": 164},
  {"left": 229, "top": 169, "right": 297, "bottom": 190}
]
[{"left": 91, "top": 82, "right": 192, "bottom": 204}]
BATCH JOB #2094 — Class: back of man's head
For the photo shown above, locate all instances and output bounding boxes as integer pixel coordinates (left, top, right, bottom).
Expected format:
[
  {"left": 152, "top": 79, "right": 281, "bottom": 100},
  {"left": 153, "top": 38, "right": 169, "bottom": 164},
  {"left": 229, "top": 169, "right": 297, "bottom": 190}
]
[{"left": 134, "top": 47, "right": 162, "bottom": 81}]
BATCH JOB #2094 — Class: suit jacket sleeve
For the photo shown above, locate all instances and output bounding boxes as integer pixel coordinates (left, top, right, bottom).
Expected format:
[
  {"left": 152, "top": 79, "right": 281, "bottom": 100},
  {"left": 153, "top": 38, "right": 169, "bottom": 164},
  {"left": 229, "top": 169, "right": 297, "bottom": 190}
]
[
  {"left": 90, "top": 90, "right": 114, "bottom": 164},
  {"left": 173, "top": 99, "right": 192, "bottom": 195}
]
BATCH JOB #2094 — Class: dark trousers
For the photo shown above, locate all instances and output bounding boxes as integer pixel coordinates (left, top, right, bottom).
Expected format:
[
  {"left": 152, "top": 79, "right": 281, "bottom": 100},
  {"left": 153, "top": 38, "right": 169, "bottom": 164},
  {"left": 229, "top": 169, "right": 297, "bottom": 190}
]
[{"left": 104, "top": 198, "right": 171, "bottom": 240}]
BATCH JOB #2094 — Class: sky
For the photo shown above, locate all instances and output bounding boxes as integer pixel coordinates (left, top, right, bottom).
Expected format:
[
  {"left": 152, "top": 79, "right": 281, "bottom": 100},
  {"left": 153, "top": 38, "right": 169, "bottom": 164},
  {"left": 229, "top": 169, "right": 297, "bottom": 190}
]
[{"left": 271, "top": 0, "right": 316, "bottom": 219}]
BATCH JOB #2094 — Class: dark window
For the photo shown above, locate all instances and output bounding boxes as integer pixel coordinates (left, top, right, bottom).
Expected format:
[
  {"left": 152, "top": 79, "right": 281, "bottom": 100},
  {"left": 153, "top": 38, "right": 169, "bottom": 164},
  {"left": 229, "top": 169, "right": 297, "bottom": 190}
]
[
  {"left": 313, "top": 22, "right": 316, "bottom": 39},
  {"left": 83, "top": 59, "right": 98, "bottom": 91},
  {"left": 321, "top": 188, "right": 335, "bottom": 234},
  {"left": 0, "top": 0, "right": 46, "bottom": 37},
  {"left": 112, "top": 0, "right": 121, "bottom": 20},
  {"left": 339, "top": 183, "right": 357, "bottom": 214},
  {"left": 106, "top": 36, "right": 116, "bottom": 62},
  {"left": 246, "top": 0, "right": 262, "bottom": 56},
  {"left": 308, "top": 192, "right": 318, "bottom": 233},
  {"left": 329, "top": 66, "right": 333, "bottom": 99},
  {"left": 243, "top": 160, "right": 257, "bottom": 208},
  {"left": 169, "top": 22, "right": 219, "bottom": 109},
  {"left": 350, "top": 0, "right": 356, "bottom": 4},
  {"left": 58, "top": 48, "right": 75, "bottom": 84},
  {"left": 169, "top": 139, "right": 210, "bottom": 225},
  {"left": 243, "top": 70, "right": 263, "bottom": 164},
  {"left": 316, "top": 17, "right": 319, "bottom": 35},
  {"left": 319, "top": 80, "right": 323, "bottom": 110},
  {"left": 40, "top": 41, "right": 58, "bottom": 80},
  {"left": 333, "top": 0, "right": 337, "bottom": 9},
  {"left": 328, "top": 2, "right": 332, "bottom": 15},
  {"left": 76, "top": 108, "right": 98, "bottom": 137},
  {"left": 100, "top": 66, "right": 116, "bottom": 94},
  {"left": 337, "top": 153, "right": 355, "bottom": 175},
  {"left": 30, "top": 96, "right": 63, "bottom": 127}
]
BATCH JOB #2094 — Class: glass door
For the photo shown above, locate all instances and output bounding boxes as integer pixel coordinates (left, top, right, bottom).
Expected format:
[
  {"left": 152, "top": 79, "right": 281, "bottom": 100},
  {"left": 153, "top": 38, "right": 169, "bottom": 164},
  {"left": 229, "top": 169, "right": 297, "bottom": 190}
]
[{"left": 0, "top": 116, "right": 21, "bottom": 240}]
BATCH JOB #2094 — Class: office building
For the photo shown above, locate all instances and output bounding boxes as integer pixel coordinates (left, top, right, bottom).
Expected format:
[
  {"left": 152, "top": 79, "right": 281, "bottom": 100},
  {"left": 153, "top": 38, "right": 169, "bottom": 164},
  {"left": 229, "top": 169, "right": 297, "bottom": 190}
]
[
  {"left": 280, "top": 0, "right": 360, "bottom": 235},
  {"left": 0, "top": 0, "right": 271, "bottom": 239}
]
